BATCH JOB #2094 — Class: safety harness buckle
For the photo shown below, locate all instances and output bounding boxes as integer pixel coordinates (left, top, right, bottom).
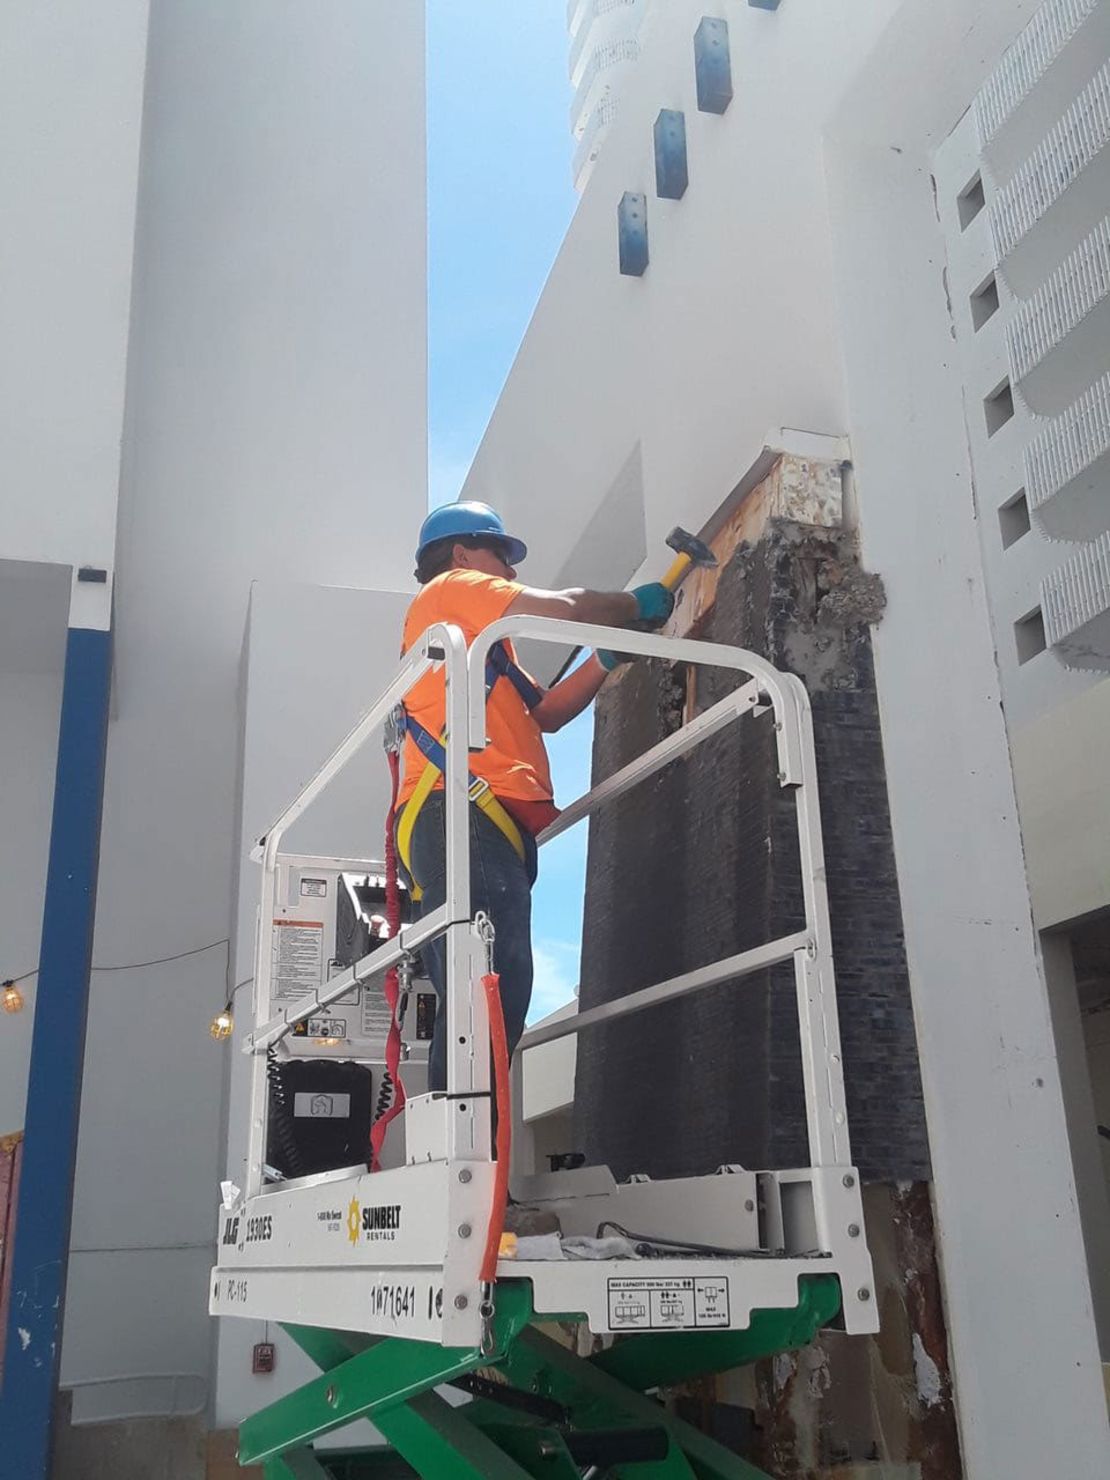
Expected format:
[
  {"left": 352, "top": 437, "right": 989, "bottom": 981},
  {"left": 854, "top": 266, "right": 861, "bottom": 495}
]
[
  {"left": 383, "top": 704, "right": 407, "bottom": 756},
  {"left": 468, "top": 775, "right": 492, "bottom": 804}
]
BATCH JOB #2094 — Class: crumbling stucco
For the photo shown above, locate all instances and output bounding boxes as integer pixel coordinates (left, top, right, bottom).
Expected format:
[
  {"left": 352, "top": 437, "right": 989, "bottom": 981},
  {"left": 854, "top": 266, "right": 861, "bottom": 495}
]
[{"left": 576, "top": 504, "right": 959, "bottom": 1476}]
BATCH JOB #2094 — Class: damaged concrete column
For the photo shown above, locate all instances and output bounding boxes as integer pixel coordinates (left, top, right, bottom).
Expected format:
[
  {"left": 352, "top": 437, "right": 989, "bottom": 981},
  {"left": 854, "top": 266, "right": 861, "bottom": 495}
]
[{"left": 574, "top": 447, "right": 962, "bottom": 1477}]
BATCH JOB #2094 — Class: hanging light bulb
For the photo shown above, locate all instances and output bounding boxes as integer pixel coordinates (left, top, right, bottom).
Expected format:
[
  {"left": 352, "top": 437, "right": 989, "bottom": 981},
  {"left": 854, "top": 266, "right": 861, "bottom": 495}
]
[
  {"left": 2, "top": 980, "right": 25, "bottom": 1014},
  {"left": 210, "top": 1003, "right": 234, "bottom": 1040}
]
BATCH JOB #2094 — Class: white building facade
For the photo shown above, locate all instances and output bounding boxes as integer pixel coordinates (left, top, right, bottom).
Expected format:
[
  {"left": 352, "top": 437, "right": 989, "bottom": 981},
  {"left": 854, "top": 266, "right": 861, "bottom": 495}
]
[
  {"left": 466, "top": 1, "right": 1110, "bottom": 1475},
  {"left": 0, "top": 1, "right": 425, "bottom": 1473}
]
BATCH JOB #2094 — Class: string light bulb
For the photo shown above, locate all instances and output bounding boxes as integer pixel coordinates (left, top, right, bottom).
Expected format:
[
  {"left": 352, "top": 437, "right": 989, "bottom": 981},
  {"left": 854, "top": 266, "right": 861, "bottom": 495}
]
[
  {"left": 210, "top": 1003, "right": 234, "bottom": 1041},
  {"left": 2, "top": 980, "right": 25, "bottom": 1014}
]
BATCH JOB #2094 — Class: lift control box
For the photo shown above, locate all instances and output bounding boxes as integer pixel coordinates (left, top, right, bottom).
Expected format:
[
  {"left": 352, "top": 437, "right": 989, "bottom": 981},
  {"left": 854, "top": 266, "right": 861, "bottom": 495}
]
[{"left": 268, "top": 858, "right": 434, "bottom": 1064}]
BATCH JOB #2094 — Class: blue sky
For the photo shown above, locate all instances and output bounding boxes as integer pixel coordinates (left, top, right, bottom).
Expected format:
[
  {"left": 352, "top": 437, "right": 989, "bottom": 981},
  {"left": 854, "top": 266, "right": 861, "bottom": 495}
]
[
  {"left": 427, "top": 0, "right": 577, "bottom": 508},
  {"left": 427, "top": 1, "right": 590, "bottom": 1020}
]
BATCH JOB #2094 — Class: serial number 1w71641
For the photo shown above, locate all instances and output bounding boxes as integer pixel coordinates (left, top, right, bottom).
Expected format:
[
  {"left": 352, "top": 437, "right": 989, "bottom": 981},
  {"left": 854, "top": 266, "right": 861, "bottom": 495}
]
[{"left": 369, "top": 1283, "right": 417, "bottom": 1324}]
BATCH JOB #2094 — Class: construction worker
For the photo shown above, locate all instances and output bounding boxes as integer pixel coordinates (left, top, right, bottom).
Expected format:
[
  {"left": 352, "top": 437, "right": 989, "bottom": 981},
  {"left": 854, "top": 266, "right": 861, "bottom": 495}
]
[{"left": 396, "top": 500, "right": 674, "bottom": 1095}]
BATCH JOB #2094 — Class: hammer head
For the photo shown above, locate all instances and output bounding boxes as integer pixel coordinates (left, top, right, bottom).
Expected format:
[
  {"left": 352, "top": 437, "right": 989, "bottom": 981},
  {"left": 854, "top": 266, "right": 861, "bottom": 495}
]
[{"left": 666, "top": 526, "right": 717, "bottom": 569}]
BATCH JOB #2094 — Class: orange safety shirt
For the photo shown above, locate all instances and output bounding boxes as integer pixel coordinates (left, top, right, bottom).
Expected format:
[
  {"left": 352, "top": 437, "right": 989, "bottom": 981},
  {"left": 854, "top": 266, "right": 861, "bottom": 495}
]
[{"left": 398, "top": 570, "right": 555, "bottom": 817}]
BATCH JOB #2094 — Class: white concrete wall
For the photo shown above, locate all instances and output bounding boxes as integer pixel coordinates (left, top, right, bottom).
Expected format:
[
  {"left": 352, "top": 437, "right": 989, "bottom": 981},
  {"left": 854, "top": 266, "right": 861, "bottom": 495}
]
[
  {"left": 462, "top": 1, "right": 1110, "bottom": 1473},
  {"left": 1012, "top": 677, "right": 1110, "bottom": 928},
  {"left": 0, "top": 0, "right": 148, "bottom": 1150},
  {"left": 827, "top": 132, "right": 1106, "bottom": 1477},
  {"left": 0, "top": 0, "right": 149, "bottom": 572},
  {"left": 214, "top": 580, "right": 409, "bottom": 1430},
  {"left": 56, "top": 0, "right": 426, "bottom": 1422},
  {"left": 465, "top": 0, "right": 887, "bottom": 586}
]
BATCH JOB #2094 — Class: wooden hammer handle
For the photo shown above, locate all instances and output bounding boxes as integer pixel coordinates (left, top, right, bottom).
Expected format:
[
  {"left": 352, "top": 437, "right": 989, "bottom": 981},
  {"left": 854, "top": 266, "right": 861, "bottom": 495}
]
[{"left": 661, "top": 551, "right": 693, "bottom": 591}]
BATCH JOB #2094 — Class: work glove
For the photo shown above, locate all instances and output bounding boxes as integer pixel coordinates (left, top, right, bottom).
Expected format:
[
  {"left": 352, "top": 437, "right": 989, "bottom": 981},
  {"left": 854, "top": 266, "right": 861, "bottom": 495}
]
[
  {"left": 597, "top": 583, "right": 677, "bottom": 670},
  {"left": 596, "top": 648, "right": 629, "bottom": 672},
  {"left": 631, "top": 582, "right": 676, "bottom": 627}
]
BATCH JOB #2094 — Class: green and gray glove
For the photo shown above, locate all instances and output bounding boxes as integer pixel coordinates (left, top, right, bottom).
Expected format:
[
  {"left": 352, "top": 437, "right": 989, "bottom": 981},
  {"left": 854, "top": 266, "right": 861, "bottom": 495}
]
[{"left": 597, "top": 582, "right": 676, "bottom": 670}]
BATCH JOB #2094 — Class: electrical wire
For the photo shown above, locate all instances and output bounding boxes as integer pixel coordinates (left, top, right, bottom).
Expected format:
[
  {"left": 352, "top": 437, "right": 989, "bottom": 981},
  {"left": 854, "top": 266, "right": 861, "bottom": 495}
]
[
  {"left": 595, "top": 1219, "right": 777, "bottom": 1259},
  {"left": 266, "top": 1046, "right": 306, "bottom": 1179},
  {"left": 7, "top": 935, "right": 232, "bottom": 986}
]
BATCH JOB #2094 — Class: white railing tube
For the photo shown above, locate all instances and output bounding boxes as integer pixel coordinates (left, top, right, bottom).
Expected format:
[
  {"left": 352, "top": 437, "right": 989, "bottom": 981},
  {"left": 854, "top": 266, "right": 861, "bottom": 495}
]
[
  {"left": 242, "top": 612, "right": 853, "bottom": 1187},
  {"left": 519, "top": 930, "right": 812, "bottom": 1050},
  {"left": 539, "top": 678, "right": 762, "bottom": 844},
  {"left": 467, "top": 616, "right": 803, "bottom": 785},
  {"left": 249, "top": 626, "right": 461, "bottom": 866}
]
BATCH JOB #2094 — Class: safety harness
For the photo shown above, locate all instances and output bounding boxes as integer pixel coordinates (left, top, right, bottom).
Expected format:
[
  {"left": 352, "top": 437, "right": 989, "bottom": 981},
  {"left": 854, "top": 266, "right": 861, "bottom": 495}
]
[
  {"left": 370, "top": 639, "right": 542, "bottom": 1171},
  {"left": 394, "top": 639, "right": 544, "bottom": 900}
]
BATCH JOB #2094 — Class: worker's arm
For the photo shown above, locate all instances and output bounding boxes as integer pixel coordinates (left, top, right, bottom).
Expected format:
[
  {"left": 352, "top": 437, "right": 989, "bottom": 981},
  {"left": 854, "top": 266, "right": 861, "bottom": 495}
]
[
  {"left": 506, "top": 583, "right": 674, "bottom": 730},
  {"left": 506, "top": 581, "right": 673, "bottom": 628},
  {"left": 531, "top": 654, "right": 610, "bottom": 733},
  {"left": 506, "top": 585, "right": 638, "bottom": 626}
]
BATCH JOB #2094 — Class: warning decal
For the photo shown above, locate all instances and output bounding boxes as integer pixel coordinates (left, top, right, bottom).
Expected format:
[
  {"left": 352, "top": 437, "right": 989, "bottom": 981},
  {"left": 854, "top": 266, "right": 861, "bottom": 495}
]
[
  {"left": 271, "top": 919, "right": 325, "bottom": 1001},
  {"left": 607, "top": 1275, "right": 730, "bottom": 1331},
  {"left": 360, "top": 979, "right": 392, "bottom": 1040}
]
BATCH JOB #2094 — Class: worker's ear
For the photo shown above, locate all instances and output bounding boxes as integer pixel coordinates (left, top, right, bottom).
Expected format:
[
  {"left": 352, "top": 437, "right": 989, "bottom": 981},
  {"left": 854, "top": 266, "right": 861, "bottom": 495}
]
[{"left": 452, "top": 541, "right": 474, "bottom": 570}]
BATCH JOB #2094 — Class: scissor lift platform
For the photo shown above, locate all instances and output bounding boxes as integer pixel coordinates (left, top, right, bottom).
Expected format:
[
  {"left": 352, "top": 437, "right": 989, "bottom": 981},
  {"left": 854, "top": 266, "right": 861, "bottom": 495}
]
[
  {"left": 211, "top": 1157, "right": 874, "bottom": 1344},
  {"left": 213, "top": 617, "right": 879, "bottom": 1476}
]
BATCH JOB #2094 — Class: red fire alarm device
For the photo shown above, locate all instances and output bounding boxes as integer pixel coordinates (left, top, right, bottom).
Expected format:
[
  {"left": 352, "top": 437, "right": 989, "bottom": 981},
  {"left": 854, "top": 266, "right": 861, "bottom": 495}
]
[{"left": 252, "top": 1342, "right": 276, "bottom": 1375}]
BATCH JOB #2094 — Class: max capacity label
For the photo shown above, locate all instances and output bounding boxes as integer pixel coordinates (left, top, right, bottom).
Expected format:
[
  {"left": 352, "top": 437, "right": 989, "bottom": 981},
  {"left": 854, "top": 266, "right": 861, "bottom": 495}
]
[{"left": 607, "top": 1275, "right": 730, "bottom": 1330}]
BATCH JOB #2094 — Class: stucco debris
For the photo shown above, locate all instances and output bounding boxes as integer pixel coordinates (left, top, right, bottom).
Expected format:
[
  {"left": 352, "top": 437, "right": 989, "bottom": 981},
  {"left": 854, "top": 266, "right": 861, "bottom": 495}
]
[
  {"left": 912, "top": 1333, "right": 943, "bottom": 1408},
  {"left": 818, "top": 565, "right": 888, "bottom": 628}
]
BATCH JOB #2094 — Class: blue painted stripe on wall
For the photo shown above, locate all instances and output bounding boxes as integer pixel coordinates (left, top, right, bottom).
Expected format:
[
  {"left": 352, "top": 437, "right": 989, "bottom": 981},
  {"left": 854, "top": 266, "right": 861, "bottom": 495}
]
[{"left": 0, "top": 624, "right": 112, "bottom": 1480}]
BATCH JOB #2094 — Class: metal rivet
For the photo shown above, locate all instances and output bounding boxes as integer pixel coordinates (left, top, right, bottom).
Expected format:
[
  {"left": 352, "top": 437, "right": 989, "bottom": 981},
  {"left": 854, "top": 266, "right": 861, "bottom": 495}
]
[
  {"left": 325, "top": 1385, "right": 338, "bottom": 1406},
  {"left": 458, "top": 1223, "right": 472, "bottom": 1239},
  {"left": 842, "top": 1174, "right": 855, "bottom": 1188},
  {"left": 848, "top": 1223, "right": 860, "bottom": 1238},
  {"left": 458, "top": 1168, "right": 472, "bottom": 1184},
  {"left": 454, "top": 1294, "right": 469, "bottom": 1310},
  {"left": 744, "top": 1199, "right": 755, "bottom": 1213},
  {"left": 857, "top": 1287, "right": 871, "bottom": 1302}
]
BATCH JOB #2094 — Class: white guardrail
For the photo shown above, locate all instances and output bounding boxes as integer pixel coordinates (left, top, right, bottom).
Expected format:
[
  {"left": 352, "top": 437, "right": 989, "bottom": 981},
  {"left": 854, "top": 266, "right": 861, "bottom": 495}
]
[{"left": 240, "top": 618, "right": 852, "bottom": 1197}]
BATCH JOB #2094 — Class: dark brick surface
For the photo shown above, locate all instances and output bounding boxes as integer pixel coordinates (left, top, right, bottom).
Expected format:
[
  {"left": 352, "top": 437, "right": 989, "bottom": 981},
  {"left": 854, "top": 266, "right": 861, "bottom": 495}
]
[{"left": 573, "top": 521, "right": 930, "bottom": 1184}]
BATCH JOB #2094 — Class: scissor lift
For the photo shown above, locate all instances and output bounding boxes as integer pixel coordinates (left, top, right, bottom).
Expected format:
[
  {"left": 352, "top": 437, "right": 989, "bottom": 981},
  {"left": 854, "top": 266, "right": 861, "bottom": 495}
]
[{"left": 211, "top": 617, "right": 878, "bottom": 1478}]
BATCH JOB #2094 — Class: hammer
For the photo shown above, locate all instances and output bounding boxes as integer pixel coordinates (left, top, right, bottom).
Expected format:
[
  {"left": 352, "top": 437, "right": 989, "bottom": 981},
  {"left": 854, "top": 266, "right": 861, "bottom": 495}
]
[{"left": 660, "top": 526, "right": 718, "bottom": 592}]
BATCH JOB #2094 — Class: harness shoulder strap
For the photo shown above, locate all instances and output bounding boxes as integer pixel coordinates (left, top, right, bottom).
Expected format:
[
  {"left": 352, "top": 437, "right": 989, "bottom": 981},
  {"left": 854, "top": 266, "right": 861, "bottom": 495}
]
[
  {"left": 486, "top": 639, "right": 544, "bottom": 711},
  {"left": 395, "top": 637, "right": 539, "bottom": 893}
]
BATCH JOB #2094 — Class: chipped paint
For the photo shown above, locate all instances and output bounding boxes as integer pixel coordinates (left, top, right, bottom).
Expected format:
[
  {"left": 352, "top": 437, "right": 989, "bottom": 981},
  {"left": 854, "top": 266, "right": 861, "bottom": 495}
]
[
  {"left": 670, "top": 450, "right": 846, "bottom": 640},
  {"left": 912, "top": 1333, "right": 943, "bottom": 1407},
  {"left": 18, "top": 1327, "right": 30, "bottom": 1351},
  {"left": 750, "top": 1184, "right": 962, "bottom": 1477}
]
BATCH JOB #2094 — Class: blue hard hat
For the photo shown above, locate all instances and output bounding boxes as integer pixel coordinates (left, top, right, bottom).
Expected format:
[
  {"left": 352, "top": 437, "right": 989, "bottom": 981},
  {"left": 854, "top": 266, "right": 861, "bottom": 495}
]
[{"left": 414, "top": 501, "right": 527, "bottom": 567}]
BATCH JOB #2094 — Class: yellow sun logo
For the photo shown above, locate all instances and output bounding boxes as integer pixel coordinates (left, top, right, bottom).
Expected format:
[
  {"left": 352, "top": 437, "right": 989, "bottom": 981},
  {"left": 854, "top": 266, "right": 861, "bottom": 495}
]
[{"left": 346, "top": 1197, "right": 361, "bottom": 1246}]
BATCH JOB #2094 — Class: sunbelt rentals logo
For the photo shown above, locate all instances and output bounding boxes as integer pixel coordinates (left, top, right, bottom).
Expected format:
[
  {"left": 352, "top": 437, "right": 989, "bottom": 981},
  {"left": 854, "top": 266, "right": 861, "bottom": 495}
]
[{"left": 347, "top": 1197, "right": 361, "bottom": 1246}]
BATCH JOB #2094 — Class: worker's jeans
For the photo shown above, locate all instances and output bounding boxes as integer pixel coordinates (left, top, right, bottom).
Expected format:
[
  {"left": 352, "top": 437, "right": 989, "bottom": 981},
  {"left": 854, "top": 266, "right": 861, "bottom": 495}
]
[{"left": 401, "top": 793, "right": 537, "bottom": 1094}]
